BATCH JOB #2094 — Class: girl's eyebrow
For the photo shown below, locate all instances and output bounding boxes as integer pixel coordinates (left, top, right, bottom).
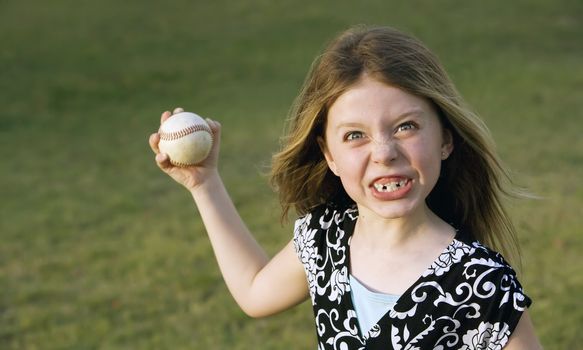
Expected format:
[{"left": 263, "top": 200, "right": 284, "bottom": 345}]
[
  {"left": 334, "top": 122, "right": 364, "bottom": 130},
  {"left": 333, "top": 108, "right": 425, "bottom": 130},
  {"left": 391, "top": 108, "right": 425, "bottom": 119}
]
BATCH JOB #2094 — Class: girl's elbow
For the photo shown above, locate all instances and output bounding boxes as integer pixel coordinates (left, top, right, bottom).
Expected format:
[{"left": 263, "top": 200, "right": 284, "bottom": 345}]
[
  {"left": 240, "top": 304, "right": 276, "bottom": 319},
  {"left": 237, "top": 296, "right": 292, "bottom": 318}
]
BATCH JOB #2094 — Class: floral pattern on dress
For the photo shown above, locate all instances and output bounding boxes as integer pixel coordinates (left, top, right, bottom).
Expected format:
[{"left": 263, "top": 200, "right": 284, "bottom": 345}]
[
  {"left": 423, "top": 238, "right": 475, "bottom": 277},
  {"left": 460, "top": 322, "right": 510, "bottom": 350}
]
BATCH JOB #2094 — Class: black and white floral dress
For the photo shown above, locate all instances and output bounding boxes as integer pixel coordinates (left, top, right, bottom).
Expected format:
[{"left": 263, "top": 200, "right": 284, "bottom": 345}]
[{"left": 293, "top": 204, "right": 531, "bottom": 350}]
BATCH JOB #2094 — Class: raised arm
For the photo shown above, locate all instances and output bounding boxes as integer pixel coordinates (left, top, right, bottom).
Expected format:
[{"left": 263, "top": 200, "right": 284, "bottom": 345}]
[{"left": 149, "top": 108, "right": 309, "bottom": 318}]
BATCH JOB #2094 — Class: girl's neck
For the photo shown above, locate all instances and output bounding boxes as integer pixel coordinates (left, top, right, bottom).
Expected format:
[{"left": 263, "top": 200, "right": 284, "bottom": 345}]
[{"left": 354, "top": 204, "right": 454, "bottom": 249}]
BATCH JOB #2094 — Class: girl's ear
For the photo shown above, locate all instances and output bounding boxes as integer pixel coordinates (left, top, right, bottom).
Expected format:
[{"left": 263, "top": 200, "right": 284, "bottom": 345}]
[
  {"left": 441, "top": 128, "right": 454, "bottom": 160},
  {"left": 317, "top": 136, "right": 339, "bottom": 176}
]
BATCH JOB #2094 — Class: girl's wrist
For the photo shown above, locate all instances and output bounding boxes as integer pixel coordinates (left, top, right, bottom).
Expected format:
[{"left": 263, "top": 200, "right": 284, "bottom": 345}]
[{"left": 188, "top": 169, "right": 222, "bottom": 197}]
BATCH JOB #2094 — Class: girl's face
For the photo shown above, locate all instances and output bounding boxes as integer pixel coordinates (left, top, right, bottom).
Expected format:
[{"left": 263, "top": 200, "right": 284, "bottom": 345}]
[{"left": 321, "top": 74, "right": 453, "bottom": 221}]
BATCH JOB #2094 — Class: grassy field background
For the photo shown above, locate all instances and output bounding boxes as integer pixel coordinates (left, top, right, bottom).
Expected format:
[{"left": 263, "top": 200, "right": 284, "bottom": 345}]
[{"left": 1, "top": 0, "right": 581, "bottom": 348}]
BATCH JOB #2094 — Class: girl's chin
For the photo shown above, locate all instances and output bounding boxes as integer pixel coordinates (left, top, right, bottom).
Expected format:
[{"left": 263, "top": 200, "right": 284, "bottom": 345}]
[{"left": 357, "top": 203, "right": 421, "bottom": 221}]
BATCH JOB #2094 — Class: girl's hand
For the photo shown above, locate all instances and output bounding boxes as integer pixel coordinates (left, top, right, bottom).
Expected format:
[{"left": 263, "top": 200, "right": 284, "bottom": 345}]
[{"left": 149, "top": 107, "right": 222, "bottom": 191}]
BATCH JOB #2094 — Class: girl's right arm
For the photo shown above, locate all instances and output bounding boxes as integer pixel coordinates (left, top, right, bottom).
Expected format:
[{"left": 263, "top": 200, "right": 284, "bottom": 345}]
[{"left": 149, "top": 108, "right": 309, "bottom": 318}]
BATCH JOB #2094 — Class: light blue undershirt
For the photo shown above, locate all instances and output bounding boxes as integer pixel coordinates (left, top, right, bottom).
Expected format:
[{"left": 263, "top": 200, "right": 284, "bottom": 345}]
[{"left": 350, "top": 275, "right": 400, "bottom": 334}]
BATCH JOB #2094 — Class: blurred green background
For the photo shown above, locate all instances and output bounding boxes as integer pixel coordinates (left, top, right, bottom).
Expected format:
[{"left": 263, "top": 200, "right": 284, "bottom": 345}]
[{"left": 1, "top": 0, "right": 581, "bottom": 349}]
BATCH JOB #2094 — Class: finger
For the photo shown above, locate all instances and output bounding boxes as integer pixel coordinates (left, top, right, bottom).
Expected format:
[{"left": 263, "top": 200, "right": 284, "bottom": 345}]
[
  {"left": 155, "top": 152, "right": 173, "bottom": 170},
  {"left": 173, "top": 107, "right": 184, "bottom": 114},
  {"left": 206, "top": 118, "right": 221, "bottom": 133},
  {"left": 160, "top": 111, "right": 172, "bottom": 125},
  {"left": 149, "top": 133, "right": 160, "bottom": 154}
]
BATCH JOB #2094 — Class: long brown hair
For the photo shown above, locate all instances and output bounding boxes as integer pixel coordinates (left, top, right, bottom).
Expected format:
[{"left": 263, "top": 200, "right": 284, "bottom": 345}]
[{"left": 270, "top": 25, "right": 523, "bottom": 264}]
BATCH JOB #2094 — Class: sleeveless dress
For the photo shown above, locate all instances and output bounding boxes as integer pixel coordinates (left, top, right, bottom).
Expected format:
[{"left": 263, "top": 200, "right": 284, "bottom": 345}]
[{"left": 293, "top": 204, "right": 531, "bottom": 350}]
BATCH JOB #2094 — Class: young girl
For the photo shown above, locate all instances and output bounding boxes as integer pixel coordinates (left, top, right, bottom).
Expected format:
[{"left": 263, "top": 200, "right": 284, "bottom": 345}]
[{"left": 149, "top": 25, "right": 541, "bottom": 349}]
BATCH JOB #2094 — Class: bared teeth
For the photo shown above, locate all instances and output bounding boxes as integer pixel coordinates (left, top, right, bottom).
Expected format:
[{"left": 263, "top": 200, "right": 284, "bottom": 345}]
[{"left": 373, "top": 179, "right": 408, "bottom": 192}]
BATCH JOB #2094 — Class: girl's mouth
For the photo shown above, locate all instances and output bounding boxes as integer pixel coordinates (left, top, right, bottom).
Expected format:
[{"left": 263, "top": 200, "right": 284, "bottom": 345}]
[
  {"left": 373, "top": 178, "right": 409, "bottom": 193},
  {"left": 370, "top": 177, "right": 412, "bottom": 200}
]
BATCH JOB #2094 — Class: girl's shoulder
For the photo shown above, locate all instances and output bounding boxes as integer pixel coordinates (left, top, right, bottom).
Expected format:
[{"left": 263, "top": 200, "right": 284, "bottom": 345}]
[
  {"left": 449, "top": 237, "right": 532, "bottom": 327},
  {"left": 454, "top": 233, "right": 517, "bottom": 275},
  {"left": 441, "top": 235, "right": 531, "bottom": 307}
]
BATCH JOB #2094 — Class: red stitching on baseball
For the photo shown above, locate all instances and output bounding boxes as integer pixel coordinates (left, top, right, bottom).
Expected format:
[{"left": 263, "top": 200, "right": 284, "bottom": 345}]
[
  {"left": 169, "top": 159, "right": 199, "bottom": 167},
  {"left": 159, "top": 124, "right": 212, "bottom": 141}
]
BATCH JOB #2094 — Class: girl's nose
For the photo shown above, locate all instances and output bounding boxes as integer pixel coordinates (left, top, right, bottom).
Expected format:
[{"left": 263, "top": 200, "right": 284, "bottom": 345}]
[{"left": 370, "top": 139, "right": 399, "bottom": 164}]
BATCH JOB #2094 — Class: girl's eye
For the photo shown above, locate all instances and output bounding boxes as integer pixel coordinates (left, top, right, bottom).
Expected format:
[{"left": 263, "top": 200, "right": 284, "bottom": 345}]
[
  {"left": 345, "top": 131, "right": 365, "bottom": 141},
  {"left": 396, "top": 122, "right": 417, "bottom": 133}
]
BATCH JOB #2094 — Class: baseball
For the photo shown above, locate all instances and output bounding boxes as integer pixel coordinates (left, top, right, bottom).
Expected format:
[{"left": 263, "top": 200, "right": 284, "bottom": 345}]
[{"left": 158, "top": 112, "right": 213, "bottom": 167}]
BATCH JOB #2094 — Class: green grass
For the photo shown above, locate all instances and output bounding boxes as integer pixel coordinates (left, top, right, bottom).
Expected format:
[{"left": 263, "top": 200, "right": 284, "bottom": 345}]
[{"left": 1, "top": 0, "right": 581, "bottom": 348}]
